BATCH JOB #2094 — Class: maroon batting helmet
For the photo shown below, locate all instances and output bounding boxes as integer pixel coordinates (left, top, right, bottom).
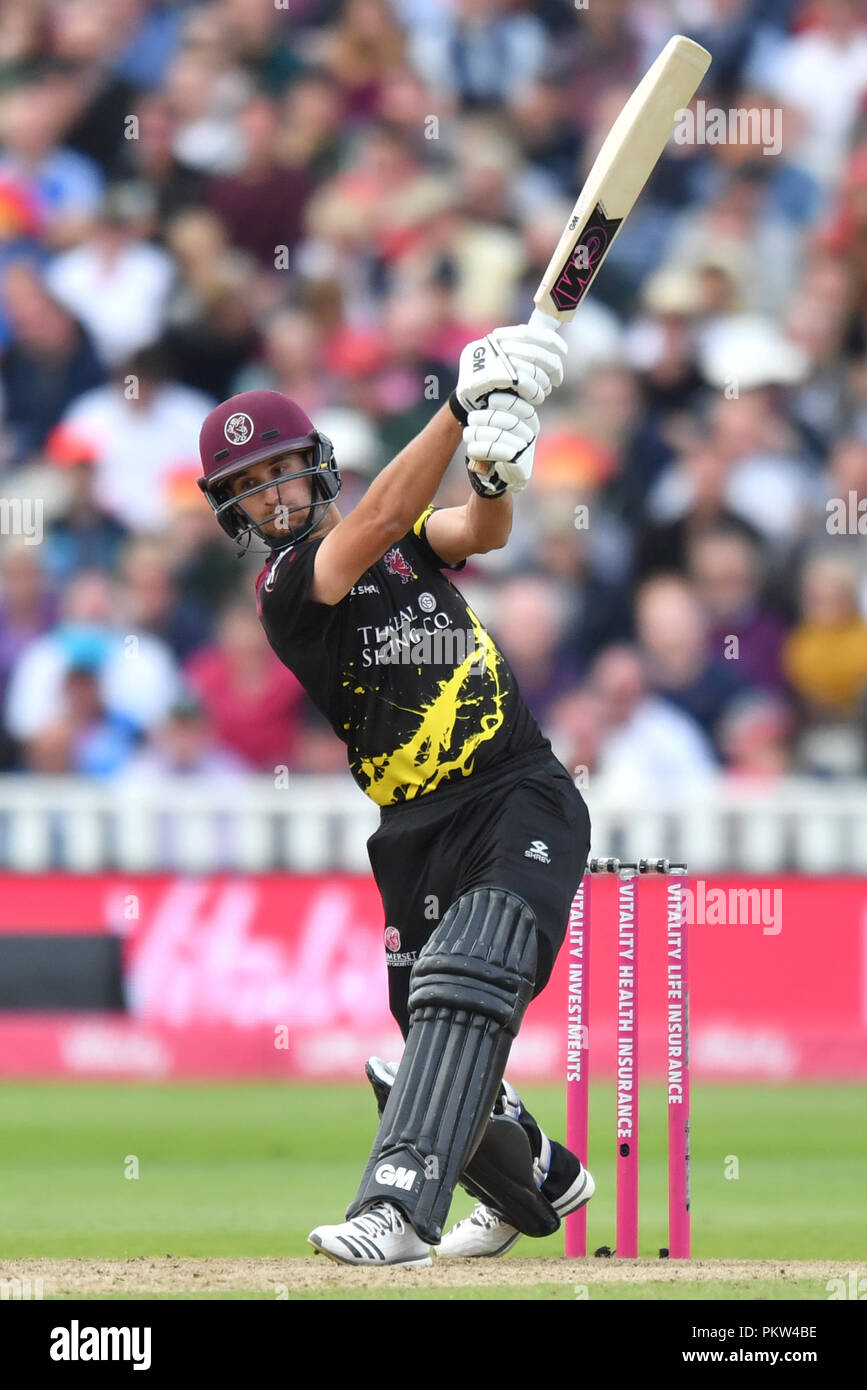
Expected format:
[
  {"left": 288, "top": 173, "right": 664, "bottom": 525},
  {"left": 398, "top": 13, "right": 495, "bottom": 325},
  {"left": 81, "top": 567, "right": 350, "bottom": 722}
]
[{"left": 197, "top": 389, "right": 340, "bottom": 551}]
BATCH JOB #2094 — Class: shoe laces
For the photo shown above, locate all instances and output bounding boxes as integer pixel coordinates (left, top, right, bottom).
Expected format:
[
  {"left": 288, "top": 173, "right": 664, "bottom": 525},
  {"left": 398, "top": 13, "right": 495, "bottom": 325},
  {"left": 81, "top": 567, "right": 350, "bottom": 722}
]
[
  {"left": 355, "top": 1202, "right": 405, "bottom": 1238},
  {"left": 469, "top": 1204, "right": 505, "bottom": 1231}
]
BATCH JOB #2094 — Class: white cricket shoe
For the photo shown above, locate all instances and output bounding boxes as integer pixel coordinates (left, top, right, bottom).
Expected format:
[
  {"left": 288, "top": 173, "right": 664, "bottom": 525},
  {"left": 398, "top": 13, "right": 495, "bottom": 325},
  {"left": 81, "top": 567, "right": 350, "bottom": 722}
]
[
  {"left": 308, "top": 1201, "right": 433, "bottom": 1267},
  {"left": 437, "top": 1164, "right": 595, "bottom": 1259}
]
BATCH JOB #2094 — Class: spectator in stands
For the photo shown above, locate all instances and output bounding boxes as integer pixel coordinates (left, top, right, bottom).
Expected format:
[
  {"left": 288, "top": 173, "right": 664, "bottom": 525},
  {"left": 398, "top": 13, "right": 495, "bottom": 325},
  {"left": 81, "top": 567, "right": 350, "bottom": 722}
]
[
  {"left": 510, "top": 79, "right": 584, "bottom": 200},
  {"left": 571, "top": 359, "right": 672, "bottom": 518},
  {"left": 784, "top": 551, "right": 867, "bottom": 720},
  {"left": 4, "top": 569, "right": 182, "bottom": 747},
  {"left": 490, "top": 573, "right": 577, "bottom": 727},
  {"left": 117, "top": 536, "right": 211, "bottom": 662},
  {"left": 163, "top": 246, "right": 260, "bottom": 402},
  {"left": 690, "top": 0, "right": 786, "bottom": 96},
  {"left": 367, "top": 285, "right": 458, "bottom": 458},
  {"left": 783, "top": 254, "right": 856, "bottom": 459},
  {"left": 21, "top": 661, "right": 139, "bottom": 777},
  {"left": 0, "top": 543, "right": 57, "bottom": 704},
  {"left": 205, "top": 93, "right": 313, "bottom": 269},
  {"left": 820, "top": 151, "right": 867, "bottom": 325},
  {"left": 112, "top": 0, "right": 188, "bottom": 92},
  {"left": 292, "top": 702, "right": 354, "bottom": 774},
  {"left": 126, "top": 695, "right": 244, "bottom": 777},
  {"left": 164, "top": 468, "right": 245, "bottom": 613},
  {"left": 316, "top": 0, "right": 407, "bottom": 118},
  {"left": 185, "top": 600, "right": 305, "bottom": 770},
  {"left": 701, "top": 91, "right": 821, "bottom": 231},
  {"left": 0, "top": 3, "right": 42, "bottom": 75},
  {"left": 446, "top": 118, "right": 538, "bottom": 323},
  {"left": 55, "top": 346, "right": 214, "bottom": 532},
  {"left": 0, "top": 263, "right": 105, "bottom": 465},
  {"left": 232, "top": 306, "right": 333, "bottom": 415},
  {"left": 769, "top": 0, "right": 867, "bottom": 189},
  {"left": 546, "top": 686, "right": 606, "bottom": 786},
  {"left": 670, "top": 165, "right": 802, "bottom": 316},
  {"left": 162, "top": 206, "right": 263, "bottom": 400},
  {"left": 163, "top": 8, "right": 251, "bottom": 175},
  {"left": 718, "top": 691, "right": 796, "bottom": 782},
  {"left": 42, "top": 426, "right": 128, "bottom": 582},
  {"left": 522, "top": 497, "right": 632, "bottom": 672},
  {"left": 704, "top": 385, "right": 815, "bottom": 548},
  {"left": 587, "top": 644, "right": 716, "bottom": 794},
  {"left": 219, "top": 0, "right": 304, "bottom": 95},
  {"left": 376, "top": 65, "right": 442, "bottom": 149},
  {"left": 122, "top": 695, "right": 244, "bottom": 869},
  {"left": 558, "top": 3, "right": 640, "bottom": 134},
  {"left": 0, "top": 77, "right": 105, "bottom": 246},
  {"left": 408, "top": 0, "right": 549, "bottom": 112},
  {"left": 48, "top": 0, "right": 144, "bottom": 178},
  {"left": 798, "top": 437, "right": 867, "bottom": 613},
  {"left": 119, "top": 95, "right": 205, "bottom": 222},
  {"left": 687, "top": 526, "right": 789, "bottom": 694},
  {"left": 276, "top": 69, "right": 345, "bottom": 182},
  {"left": 45, "top": 184, "right": 175, "bottom": 369},
  {"left": 634, "top": 573, "right": 747, "bottom": 754},
  {"left": 302, "top": 121, "right": 454, "bottom": 295},
  {"left": 625, "top": 265, "right": 707, "bottom": 420},
  {"left": 636, "top": 439, "right": 764, "bottom": 581},
  {"left": 312, "top": 407, "right": 384, "bottom": 515}
]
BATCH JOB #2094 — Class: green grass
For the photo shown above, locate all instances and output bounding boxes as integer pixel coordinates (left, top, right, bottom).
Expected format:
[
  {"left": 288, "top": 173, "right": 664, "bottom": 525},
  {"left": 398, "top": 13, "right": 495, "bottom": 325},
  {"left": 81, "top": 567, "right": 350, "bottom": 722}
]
[{"left": 0, "top": 1081, "right": 863, "bottom": 1261}]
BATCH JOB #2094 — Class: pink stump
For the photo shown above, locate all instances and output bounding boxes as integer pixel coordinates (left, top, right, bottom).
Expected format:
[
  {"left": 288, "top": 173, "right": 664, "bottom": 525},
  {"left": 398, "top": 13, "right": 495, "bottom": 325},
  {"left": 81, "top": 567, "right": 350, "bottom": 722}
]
[
  {"left": 667, "top": 871, "right": 691, "bottom": 1258},
  {"left": 616, "top": 868, "right": 639, "bottom": 1258},
  {"left": 565, "top": 874, "right": 591, "bottom": 1256}
]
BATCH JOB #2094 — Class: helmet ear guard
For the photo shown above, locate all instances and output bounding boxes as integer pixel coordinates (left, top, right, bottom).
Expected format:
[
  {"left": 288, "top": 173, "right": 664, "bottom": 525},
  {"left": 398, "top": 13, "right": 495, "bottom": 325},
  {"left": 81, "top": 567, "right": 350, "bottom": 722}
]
[{"left": 199, "top": 430, "right": 340, "bottom": 553}]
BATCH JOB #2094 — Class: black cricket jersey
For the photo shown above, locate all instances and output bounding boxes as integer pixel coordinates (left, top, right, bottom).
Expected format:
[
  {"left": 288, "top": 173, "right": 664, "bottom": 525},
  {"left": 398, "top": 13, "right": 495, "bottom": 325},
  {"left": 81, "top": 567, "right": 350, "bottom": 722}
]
[{"left": 255, "top": 504, "right": 549, "bottom": 806}]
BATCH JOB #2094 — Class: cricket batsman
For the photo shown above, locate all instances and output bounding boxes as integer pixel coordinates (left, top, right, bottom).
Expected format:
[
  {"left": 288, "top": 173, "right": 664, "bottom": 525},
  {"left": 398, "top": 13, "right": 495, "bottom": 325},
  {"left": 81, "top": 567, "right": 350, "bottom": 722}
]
[{"left": 197, "top": 322, "right": 593, "bottom": 1264}]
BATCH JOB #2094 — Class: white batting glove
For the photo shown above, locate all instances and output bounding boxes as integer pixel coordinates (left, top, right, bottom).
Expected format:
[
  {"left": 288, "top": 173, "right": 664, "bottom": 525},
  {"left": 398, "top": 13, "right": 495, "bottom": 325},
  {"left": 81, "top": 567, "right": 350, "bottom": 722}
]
[
  {"left": 464, "top": 392, "right": 539, "bottom": 496},
  {"left": 454, "top": 322, "right": 568, "bottom": 414}
]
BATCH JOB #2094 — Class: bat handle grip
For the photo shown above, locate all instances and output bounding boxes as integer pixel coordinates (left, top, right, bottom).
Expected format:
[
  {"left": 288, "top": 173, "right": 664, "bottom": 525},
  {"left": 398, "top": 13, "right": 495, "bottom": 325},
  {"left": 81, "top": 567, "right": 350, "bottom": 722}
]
[
  {"left": 466, "top": 454, "right": 493, "bottom": 479},
  {"left": 528, "top": 306, "right": 563, "bottom": 332}
]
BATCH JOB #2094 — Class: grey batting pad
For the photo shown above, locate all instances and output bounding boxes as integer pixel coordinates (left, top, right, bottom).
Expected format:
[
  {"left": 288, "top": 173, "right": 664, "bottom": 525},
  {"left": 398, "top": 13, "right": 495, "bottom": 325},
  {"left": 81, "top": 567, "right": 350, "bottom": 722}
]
[
  {"left": 445, "top": 1113, "right": 560, "bottom": 1236},
  {"left": 364, "top": 1063, "right": 560, "bottom": 1238},
  {"left": 346, "top": 886, "right": 541, "bottom": 1244}
]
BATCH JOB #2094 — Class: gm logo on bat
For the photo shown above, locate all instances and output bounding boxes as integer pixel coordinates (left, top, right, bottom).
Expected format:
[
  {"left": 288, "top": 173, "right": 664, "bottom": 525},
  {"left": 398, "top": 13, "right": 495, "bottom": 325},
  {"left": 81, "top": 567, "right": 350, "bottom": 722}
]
[{"left": 551, "top": 204, "right": 623, "bottom": 314}]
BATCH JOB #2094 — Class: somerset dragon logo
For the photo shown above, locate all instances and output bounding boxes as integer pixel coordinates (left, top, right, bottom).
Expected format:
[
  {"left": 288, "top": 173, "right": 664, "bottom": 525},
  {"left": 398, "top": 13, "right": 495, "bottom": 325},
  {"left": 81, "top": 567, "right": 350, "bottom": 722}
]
[
  {"left": 383, "top": 547, "right": 415, "bottom": 584},
  {"left": 224, "top": 411, "right": 254, "bottom": 445}
]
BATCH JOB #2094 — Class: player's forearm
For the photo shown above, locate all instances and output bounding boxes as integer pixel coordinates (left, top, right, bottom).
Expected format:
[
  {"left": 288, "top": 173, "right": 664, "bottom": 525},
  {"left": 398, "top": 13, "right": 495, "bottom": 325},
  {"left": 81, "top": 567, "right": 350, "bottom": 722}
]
[
  {"left": 464, "top": 487, "right": 513, "bottom": 551},
  {"left": 359, "top": 405, "right": 463, "bottom": 535}
]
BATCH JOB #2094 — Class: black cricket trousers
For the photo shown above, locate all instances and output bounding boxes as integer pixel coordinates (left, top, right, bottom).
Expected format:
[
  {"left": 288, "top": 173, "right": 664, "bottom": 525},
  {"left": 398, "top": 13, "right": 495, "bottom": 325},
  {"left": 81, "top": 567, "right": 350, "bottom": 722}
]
[{"left": 366, "top": 745, "right": 591, "bottom": 1037}]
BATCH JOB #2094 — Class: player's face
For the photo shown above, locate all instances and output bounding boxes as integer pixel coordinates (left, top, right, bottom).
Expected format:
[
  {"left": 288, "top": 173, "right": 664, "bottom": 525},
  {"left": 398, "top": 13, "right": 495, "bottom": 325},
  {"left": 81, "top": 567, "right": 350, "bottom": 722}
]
[{"left": 228, "top": 452, "right": 313, "bottom": 538}]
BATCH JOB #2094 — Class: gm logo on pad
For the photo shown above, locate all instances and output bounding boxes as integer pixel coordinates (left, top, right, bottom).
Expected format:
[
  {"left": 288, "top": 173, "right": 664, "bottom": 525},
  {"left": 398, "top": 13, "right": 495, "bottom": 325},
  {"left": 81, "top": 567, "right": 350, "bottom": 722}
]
[{"left": 374, "top": 1163, "right": 417, "bottom": 1191}]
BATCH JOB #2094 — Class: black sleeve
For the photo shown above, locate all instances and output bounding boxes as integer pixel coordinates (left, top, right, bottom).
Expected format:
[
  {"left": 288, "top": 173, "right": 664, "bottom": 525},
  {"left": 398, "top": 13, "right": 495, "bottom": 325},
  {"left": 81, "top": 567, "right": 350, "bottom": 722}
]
[
  {"left": 258, "top": 538, "right": 336, "bottom": 641},
  {"left": 408, "top": 504, "right": 467, "bottom": 572}
]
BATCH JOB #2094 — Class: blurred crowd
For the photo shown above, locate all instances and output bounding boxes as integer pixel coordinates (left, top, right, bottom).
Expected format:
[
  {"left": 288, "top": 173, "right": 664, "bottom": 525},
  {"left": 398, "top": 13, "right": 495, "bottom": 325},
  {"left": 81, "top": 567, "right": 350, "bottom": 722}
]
[{"left": 2, "top": 0, "right": 867, "bottom": 794}]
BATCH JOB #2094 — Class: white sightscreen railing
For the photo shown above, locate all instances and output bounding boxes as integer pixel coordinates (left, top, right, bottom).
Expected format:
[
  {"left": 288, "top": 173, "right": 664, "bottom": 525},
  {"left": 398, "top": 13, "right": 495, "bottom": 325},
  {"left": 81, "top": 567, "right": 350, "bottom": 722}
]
[{"left": 0, "top": 775, "right": 865, "bottom": 874}]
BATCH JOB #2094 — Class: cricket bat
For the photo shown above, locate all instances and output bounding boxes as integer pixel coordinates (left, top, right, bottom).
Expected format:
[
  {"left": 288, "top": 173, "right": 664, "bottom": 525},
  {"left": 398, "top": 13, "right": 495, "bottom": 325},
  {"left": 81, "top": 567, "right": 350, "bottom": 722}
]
[{"left": 468, "top": 34, "right": 712, "bottom": 474}]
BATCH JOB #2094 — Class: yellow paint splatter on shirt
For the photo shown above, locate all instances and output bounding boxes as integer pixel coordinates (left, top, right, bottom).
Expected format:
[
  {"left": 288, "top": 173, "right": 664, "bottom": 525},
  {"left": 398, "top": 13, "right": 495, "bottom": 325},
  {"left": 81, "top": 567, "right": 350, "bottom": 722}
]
[{"left": 354, "top": 604, "right": 507, "bottom": 806}]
